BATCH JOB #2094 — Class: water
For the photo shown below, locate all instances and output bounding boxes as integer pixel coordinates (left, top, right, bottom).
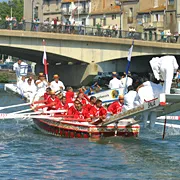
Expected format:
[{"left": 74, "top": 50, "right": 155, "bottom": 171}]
[{"left": 0, "top": 85, "right": 180, "bottom": 179}]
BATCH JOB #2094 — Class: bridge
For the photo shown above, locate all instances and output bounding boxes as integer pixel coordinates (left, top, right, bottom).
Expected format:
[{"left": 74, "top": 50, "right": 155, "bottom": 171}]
[{"left": 0, "top": 30, "right": 180, "bottom": 86}]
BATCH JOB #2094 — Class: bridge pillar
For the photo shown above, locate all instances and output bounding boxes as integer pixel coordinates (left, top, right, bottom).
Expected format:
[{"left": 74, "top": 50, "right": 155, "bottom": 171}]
[{"left": 35, "top": 63, "right": 100, "bottom": 87}]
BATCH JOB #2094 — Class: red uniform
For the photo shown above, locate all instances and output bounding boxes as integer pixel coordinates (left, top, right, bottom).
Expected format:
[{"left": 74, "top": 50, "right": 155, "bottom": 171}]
[
  {"left": 84, "top": 103, "right": 95, "bottom": 111},
  {"left": 90, "top": 106, "right": 107, "bottom": 119},
  {"left": 44, "top": 93, "right": 50, "bottom": 101},
  {"left": 66, "top": 91, "right": 74, "bottom": 104},
  {"left": 107, "top": 101, "right": 123, "bottom": 114},
  {"left": 68, "top": 105, "right": 76, "bottom": 116},
  {"left": 68, "top": 106, "right": 90, "bottom": 119},
  {"left": 46, "top": 97, "right": 60, "bottom": 110},
  {"left": 58, "top": 101, "right": 69, "bottom": 110},
  {"left": 76, "top": 98, "right": 88, "bottom": 105},
  {"left": 73, "top": 108, "right": 90, "bottom": 119}
]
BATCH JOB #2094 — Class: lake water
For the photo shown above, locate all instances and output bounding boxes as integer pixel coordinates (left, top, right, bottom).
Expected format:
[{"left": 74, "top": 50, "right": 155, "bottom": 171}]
[{"left": 0, "top": 84, "right": 180, "bottom": 180}]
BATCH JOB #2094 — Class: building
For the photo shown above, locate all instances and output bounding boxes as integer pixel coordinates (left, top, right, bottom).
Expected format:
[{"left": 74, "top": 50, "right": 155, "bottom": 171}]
[
  {"left": 24, "top": 0, "right": 61, "bottom": 23},
  {"left": 61, "top": 0, "right": 91, "bottom": 25},
  {"left": 90, "top": 0, "right": 139, "bottom": 31}
]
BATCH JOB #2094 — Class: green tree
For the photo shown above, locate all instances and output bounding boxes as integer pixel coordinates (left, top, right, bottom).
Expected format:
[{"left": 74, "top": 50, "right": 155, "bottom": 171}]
[{"left": 0, "top": 0, "right": 23, "bottom": 22}]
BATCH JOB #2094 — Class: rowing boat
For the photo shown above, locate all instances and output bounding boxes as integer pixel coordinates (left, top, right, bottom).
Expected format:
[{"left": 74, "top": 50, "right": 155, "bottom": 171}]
[{"left": 32, "top": 116, "right": 140, "bottom": 138}]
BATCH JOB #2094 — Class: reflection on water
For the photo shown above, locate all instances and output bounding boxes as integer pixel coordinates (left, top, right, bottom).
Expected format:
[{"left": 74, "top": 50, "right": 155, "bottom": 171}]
[{"left": 0, "top": 85, "right": 180, "bottom": 179}]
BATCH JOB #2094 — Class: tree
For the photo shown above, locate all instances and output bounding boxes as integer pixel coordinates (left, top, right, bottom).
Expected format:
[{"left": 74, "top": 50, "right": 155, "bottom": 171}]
[{"left": 0, "top": 0, "right": 23, "bottom": 22}]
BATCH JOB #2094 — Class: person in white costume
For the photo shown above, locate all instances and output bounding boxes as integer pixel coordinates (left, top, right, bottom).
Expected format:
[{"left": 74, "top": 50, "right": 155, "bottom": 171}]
[
  {"left": 34, "top": 73, "right": 48, "bottom": 101},
  {"left": 121, "top": 71, "right": 133, "bottom": 88},
  {"left": 22, "top": 78, "right": 37, "bottom": 103},
  {"left": 150, "top": 55, "right": 179, "bottom": 94},
  {"left": 108, "top": 72, "right": 123, "bottom": 89},
  {"left": 13, "top": 60, "right": 28, "bottom": 82},
  {"left": 17, "top": 76, "right": 26, "bottom": 95},
  {"left": 123, "top": 85, "right": 140, "bottom": 110},
  {"left": 50, "top": 74, "right": 65, "bottom": 92}
]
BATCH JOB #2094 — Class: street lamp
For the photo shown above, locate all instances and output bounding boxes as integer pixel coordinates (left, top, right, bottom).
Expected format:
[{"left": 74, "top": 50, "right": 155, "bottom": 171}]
[
  {"left": 115, "top": 0, "right": 123, "bottom": 38},
  {"left": 8, "top": 0, "right": 13, "bottom": 18}
]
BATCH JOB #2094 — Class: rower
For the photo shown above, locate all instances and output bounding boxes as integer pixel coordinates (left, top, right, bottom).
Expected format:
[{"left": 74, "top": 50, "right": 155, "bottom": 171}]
[
  {"left": 22, "top": 78, "right": 36, "bottom": 103},
  {"left": 44, "top": 87, "right": 52, "bottom": 101},
  {"left": 66, "top": 87, "right": 75, "bottom": 106},
  {"left": 58, "top": 96, "right": 69, "bottom": 113},
  {"left": 108, "top": 72, "right": 123, "bottom": 89},
  {"left": 84, "top": 96, "right": 97, "bottom": 111},
  {"left": 50, "top": 74, "right": 65, "bottom": 92},
  {"left": 34, "top": 73, "right": 48, "bottom": 101},
  {"left": 107, "top": 95, "right": 124, "bottom": 115},
  {"left": 90, "top": 99, "right": 107, "bottom": 124},
  {"left": 46, "top": 90, "right": 60, "bottom": 111},
  {"left": 67, "top": 100, "right": 90, "bottom": 120},
  {"left": 150, "top": 55, "right": 179, "bottom": 94},
  {"left": 76, "top": 92, "right": 89, "bottom": 106}
]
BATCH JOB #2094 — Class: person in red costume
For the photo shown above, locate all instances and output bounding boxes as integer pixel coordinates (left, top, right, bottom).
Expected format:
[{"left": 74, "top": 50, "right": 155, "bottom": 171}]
[
  {"left": 57, "top": 96, "right": 69, "bottom": 115},
  {"left": 68, "top": 100, "right": 90, "bottom": 120},
  {"left": 90, "top": 99, "right": 107, "bottom": 124},
  {"left": 46, "top": 90, "right": 60, "bottom": 110},
  {"left": 76, "top": 92, "right": 89, "bottom": 106},
  {"left": 44, "top": 87, "right": 52, "bottom": 101},
  {"left": 66, "top": 87, "right": 75, "bottom": 104},
  {"left": 84, "top": 96, "right": 97, "bottom": 111},
  {"left": 107, "top": 95, "right": 124, "bottom": 115}
]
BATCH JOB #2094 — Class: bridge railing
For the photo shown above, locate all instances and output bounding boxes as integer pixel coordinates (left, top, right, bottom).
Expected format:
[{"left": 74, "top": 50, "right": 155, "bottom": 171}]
[{"left": 0, "top": 21, "right": 179, "bottom": 43}]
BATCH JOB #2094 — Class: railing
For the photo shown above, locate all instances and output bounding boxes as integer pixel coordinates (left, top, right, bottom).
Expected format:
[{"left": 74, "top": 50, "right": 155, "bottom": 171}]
[{"left": 0, "top": 21, "right": 179, "bottom": 43}]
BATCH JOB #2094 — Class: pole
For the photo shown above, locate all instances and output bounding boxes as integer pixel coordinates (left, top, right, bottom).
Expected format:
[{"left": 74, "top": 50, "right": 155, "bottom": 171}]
[{"left": 123, "top": 39, "right": 134, "bottom": 95}]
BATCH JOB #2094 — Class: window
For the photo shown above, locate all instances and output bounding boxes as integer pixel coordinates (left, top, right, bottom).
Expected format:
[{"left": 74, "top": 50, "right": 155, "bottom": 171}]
[
  {"left": 154, "top": 14, "right": 159, "bottom": 22},
  {"left": 56, "top": 0, "right": 58, "bottom": 6},
  {"left": 170, "top": 13, "right": 173, "bottom": 23},
  {"left": 142, "top": 14, "right": 148, "bottom": 23},
  {"left": 129, "top": 8, "right": 133, "bottom": 17},
  {"left": 93, "top": 18, "right": 96, "bottom": 26},
  {"left": 103, "top": 18, "right": 106, "bottom": 26},
  {"left": 169, "top": 0, "right": 174, "bottom": 5},
  {"left": 112, "top": 15, "right": 116, "bottom": 20},
  {"left": 34, "top": 7, "right": 38, "bottom": 19}
]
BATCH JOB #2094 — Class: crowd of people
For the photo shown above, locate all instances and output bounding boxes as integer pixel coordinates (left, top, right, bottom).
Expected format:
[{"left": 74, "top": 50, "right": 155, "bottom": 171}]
[{"left": 13, "top": 55, "right": 179, "bottom": 127}]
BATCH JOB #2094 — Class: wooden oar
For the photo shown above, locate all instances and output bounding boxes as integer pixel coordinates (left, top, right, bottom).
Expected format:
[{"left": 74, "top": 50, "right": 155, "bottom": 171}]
[
  {"left": 0, "top": 99, "right": 48, "bottom": 111},
  {"left": 0, "top": 102, "right": 31, "bottom": 111}
]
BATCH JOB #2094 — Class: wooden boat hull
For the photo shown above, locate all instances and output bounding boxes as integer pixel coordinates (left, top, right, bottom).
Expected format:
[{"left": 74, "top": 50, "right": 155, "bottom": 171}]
[{"left": 33, "top": 118, "right": 140, "bottom": 138}]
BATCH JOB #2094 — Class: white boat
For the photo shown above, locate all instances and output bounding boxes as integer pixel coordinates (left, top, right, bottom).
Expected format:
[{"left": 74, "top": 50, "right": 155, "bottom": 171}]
[{"left": 89, "top": 88, "right": 124, "bottom": 104}]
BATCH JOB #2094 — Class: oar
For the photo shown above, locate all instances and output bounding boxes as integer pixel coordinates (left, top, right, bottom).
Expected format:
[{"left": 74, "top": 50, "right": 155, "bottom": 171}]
[
  {"left": 0, "top": 99, "right": 48, "bottom": 111},
  {"left": 0, "top": 102, "right": 31, "bottom": 111},
  {"left": 11, "top": 108, "right": 33, "bottom": 114}
]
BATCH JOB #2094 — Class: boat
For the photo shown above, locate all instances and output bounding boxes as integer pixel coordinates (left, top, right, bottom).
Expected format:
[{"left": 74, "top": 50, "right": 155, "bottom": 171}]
[
  {"left": 89, "top": 88, "right": 124, "bottom": 104},
  {"left": 32, "top": 115, "right": 140, "bottom": 138}
]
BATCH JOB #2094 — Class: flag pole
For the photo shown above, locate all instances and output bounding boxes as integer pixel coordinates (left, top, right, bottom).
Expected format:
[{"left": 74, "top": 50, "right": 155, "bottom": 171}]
[
  {"left": 123, "top": 39, "right": 134, "bottom": 95},
  {"left": 42, "top": 39, "right": 48, "bottom": 82}
]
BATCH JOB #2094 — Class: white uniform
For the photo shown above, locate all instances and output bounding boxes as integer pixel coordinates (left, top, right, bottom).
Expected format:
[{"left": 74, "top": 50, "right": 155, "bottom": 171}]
[
  {"left": 121, "top": 77, "right": 133, "bottom": 88},
  {"left": 143, "top": 81, "right": 163, "bottom": 98},
  {"left": 34, "top": 80, "right": 48, "bottom": 101},
  {"left": 124, "top": 90, "right": 140, "bottom": 110},
  {"left": 50, "top": 80, "right": 65, "bottom": 92},
  {"left": 22, "top": 83, "right": 37, "bottom": 103},
  {"left": 17, "top": 79, "right": 26, "bottom": 95},
  {"left": 150, "top": 56, "right": 179, "bottom": 94},
  {"left": 138, "top": 86, "right": 157, "bottom": 128},
  {"left": 13, "top": 62, "right": 28, "bottom": 81},
  {"left": 109, "top": 77, "right": 123, "bottom": 89}
]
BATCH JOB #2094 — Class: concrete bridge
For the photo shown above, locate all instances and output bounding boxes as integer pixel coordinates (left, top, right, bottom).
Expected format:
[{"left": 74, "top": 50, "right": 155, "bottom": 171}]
[{"left": 0, "top": 30, "right": 180, "bottom": 86}]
